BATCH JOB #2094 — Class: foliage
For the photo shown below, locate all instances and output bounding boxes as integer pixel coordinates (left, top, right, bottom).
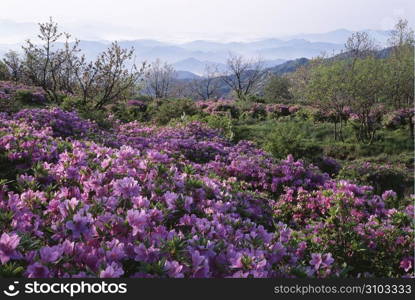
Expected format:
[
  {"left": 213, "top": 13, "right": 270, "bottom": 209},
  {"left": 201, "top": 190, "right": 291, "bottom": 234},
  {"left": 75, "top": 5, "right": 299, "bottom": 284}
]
[
  {"left": 264, "top": 75, "right": 292, "bottom": 103},
  {"left": 338, "top": 161, "right": 413, "bottom": 199},
  {"left": 0, "top": 61, "right": 9, "bottom": 80},
  {"left": 264, "top": 120, "right": 324, "bottom": 161},
  {"left": 174, "top": 113, "right": 235, "bottom": 141},
  {"left": 148, "top": 98, "right": 199, "bottom": 125}
]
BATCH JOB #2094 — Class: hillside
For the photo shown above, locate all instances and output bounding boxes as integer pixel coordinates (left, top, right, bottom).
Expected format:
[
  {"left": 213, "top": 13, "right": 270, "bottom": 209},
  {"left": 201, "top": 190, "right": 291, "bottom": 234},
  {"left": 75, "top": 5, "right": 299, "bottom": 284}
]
[{"left": 0, "top": 86, "right": 412, "bottom": 277}]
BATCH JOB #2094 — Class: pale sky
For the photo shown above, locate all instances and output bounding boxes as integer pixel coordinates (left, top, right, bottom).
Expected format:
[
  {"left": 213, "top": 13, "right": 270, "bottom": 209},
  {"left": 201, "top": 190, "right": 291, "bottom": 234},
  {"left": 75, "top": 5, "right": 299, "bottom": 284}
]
[{"left": 1, "top": 0, "right": 414, "bottom": 42}]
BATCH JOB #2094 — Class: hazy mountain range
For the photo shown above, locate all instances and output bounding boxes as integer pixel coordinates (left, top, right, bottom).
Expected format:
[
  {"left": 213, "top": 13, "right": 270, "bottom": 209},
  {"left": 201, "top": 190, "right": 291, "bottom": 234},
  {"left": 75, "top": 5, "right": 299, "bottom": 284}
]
[{"left": 0, "top": 19, "right": 392, "bottom": 77}]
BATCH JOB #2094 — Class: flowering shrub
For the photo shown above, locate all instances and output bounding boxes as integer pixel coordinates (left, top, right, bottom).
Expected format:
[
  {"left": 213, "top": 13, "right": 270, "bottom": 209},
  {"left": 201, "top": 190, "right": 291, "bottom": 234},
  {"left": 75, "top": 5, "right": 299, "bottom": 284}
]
[
  {"left": 338, "top": 161, "right": 413, "bottom": 199},
  {"left": 0, "top": 81, "right": 47, "bottom": 110},
  {"left": 0, "top": 107, "right": 413, "bottom": 278},
  {"left": 383, "top": 108, "right": 415, "bottom": 129},
  {"left": 196, "top": 99, "right": 302, "bottom": 120},
  {"left": 315, "top": 157, "right": 341, "bottom": 176},
  {"left": 196, "top": 99, "right": 240, "bottom": 118}
]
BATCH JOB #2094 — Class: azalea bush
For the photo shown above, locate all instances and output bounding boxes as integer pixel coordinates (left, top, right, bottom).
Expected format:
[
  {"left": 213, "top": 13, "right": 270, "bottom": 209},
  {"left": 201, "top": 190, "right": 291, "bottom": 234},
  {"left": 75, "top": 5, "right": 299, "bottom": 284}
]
[
  {"left": 0, "top": 81, "right": 47, "bottom": 112},
  {"left": 338, "top": 161, "right": 413, "bottom": 199},
  {"left": 0, "top": 105, "right": 413, "bottom": 278}
]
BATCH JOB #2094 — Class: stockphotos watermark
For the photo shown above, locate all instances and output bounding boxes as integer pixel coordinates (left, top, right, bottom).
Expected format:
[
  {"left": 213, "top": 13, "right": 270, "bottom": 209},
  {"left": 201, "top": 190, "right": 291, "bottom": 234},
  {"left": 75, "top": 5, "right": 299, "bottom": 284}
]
[{"left": 2, "top": 281, "right": 127, "bottom": 297}]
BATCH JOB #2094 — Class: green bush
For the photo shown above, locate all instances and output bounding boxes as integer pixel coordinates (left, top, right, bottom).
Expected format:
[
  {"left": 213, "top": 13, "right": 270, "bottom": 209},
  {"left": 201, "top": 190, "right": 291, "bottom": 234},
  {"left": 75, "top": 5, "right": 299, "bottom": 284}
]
[
  {"left": 338, "top": 161, "right": 413, "bottom": 199},
  {"left": 13, "top": 90, "right": 45, "bottom": 106},
  {"left": 148, "top": 98, "right": 199, "bottom": 125},
  {"left": 60, "top": 96, "right": 85, "bottom": 111},
  {"left": 110, "top": 102, "right": 148, "bottom": 123},
  {"left": 323, "top": 142, "right": 358, "bottom": 160},
  {"left": 60, "top": 96, "right": 114, "bottom": 129},
  {"left": 264, "top": 121, "right": 323, "bottom": 161},
  {"left": 263, "top": 75, "right": 292, "bottom": 103}
]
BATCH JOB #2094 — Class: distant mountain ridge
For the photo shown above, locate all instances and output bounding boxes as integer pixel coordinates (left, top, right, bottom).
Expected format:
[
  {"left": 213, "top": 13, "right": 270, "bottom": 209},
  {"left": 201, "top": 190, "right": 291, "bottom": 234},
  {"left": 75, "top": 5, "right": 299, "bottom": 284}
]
[
  {"left": 266, "top": 46, "right": 395, "bottom": 76},
  {"left": 172, "top": 57, "right": 287, "bottom": 75},
  {"left": 0, "top": 20, "right": 392, "bottom": 75},
  {"left": 283, "top": 29, "right": 391, "bottom": 45}
]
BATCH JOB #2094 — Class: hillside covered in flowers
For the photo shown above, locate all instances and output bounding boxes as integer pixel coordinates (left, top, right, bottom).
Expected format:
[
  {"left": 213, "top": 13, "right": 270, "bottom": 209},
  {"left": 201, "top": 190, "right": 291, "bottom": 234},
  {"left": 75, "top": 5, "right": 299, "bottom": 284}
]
[
  {"left": 0, "top": 17, "right": 413, "bottom": 279},
  {"left": 0, "top": 83, "right": 413, "bottom": 278}
]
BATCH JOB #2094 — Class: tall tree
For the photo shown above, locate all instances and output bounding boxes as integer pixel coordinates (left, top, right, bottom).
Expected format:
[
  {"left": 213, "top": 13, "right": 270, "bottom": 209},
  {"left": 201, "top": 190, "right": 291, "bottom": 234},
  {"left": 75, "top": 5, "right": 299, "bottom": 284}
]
[
  {"left": 21, "top": 18, "right": 80, "bottom": 101},
  {"left": 264, "top": 74, "right": 292, "bottom": 103},
  {"left": 93, "top": 42, "right": 144, "bottom": 109},
  {"left": 307, "top": 60, "right": 351, "bottom": 141},
  {"left": 385, "top": 18, "right": 415, "bottom": 137}
]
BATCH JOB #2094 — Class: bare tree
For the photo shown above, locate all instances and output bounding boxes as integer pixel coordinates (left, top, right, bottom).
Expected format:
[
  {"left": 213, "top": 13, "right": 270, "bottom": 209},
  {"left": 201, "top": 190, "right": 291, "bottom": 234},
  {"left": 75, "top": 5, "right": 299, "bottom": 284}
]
[
  {"left": 145, "top": 59, "right": 176, "bottom": 99},
  {"left": 345, "top": 32, "right": 377, "bottom": 60},
  {"left": 388, "top": 18, "right": 415, "bottom": 49},
  {"left": 70, "top": 54, "right": 101, "bottom": 105},
  {"left": 3, "top": 50, "right": 23, "bottom": 81},
  {"left": 222, "top": 54, "right": 265, "bottom": 100},
  {"left": 21, "top": 18, "right": 80, "bottom": 101},
  {"left": 190, "top": 64, "right": 221, "bottom": 100},
  {"left": 169, "top": 80, "right": 193, "bottom": 99},
  {"left": 71, "top": 42, "right": 145, "bottom": 109}
]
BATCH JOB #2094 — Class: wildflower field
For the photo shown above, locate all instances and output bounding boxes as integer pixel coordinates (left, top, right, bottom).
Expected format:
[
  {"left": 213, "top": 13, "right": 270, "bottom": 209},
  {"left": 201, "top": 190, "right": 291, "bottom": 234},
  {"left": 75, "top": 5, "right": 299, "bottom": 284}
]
[{"left": 0, "top": 82, "right": 413, "bottom": 278}]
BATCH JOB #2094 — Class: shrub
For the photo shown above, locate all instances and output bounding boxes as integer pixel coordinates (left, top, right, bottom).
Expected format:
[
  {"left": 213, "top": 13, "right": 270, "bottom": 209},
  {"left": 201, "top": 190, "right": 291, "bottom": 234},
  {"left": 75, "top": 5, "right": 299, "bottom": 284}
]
[
  {"left": 197, "top": 99, "right": 240, "bottom": 118},
  {"left": 238, "top": 102, "right": 267, "bottom": 120},
  {"left": 60, "top": 96, "right": 85, "bottom": 111},
  {"left": 109, "top": 100, "right": 149, "bottom": 123},
  {"left": 79, "top": 109, "right": 115, "bottom": 130},
  {"left": 0, "top": 104, "right": 412, "bottom": 278},
  {"left": 14, "top": 90, "right": 47, "bottom": 106},
  {"left": 0, "top": 61, "right": 10, "bottom": 80},
  {"left": 61, "top": 96, "right": 115, "bottom": 130},
  {"left": 264, "top": 121, "right": 323, "bottom": 161},
  {"left": 264, "top": 75, "right": 292, "bottom": 103},
  {"left": 148, "top": 98, "right": 199, "bottom": 125},
  {"left": 175, "top": 113, "right": 235, "bottom": 141},
  {"left": 315, "top": 156, "right": 341, "bottom": 176},
  {"left": 338, "top": 161, "right": 413, "bottom": 199},
  {"left": 323, "top": 143, "right": 358, "bottom": 160}
]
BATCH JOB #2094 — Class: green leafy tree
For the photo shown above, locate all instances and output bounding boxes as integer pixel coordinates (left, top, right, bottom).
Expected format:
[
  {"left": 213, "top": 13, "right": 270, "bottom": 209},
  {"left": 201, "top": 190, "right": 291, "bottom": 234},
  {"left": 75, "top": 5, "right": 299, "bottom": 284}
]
[
  {"left": 306, "top": 60, "right": 351, "bottom": 141},
  {"left": 384, "top": 19, "right": 414, "bottom": 137},
  {"left": 348, "top": 56, "right": 387, "bottom": 144},
  {"left": 264, "top": 74, "right": 292, "bottom": 103}
]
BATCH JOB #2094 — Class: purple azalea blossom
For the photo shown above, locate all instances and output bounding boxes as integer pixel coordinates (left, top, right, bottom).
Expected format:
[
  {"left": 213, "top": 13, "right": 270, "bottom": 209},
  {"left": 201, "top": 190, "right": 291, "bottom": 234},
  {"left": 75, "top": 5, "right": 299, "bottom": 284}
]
[
  {"left": 113, "top": 177, "right": 140, "bottom": 198},
  {"left": 0, "top": 233, "right": 21, "bottom": 264},
  {"left": 100, "top": 262, "right": 124, "bottom": 278},
  {"left": 126, "top": 209, "right": 148, "bottom": 236},
  {"left": 39, "top": 245, "right": 63, "bottom": 263},
  {"left": 66, "top": 213, "right": 93, "bottom": 239},
  {"left": 26, "top": 262, "right": 50, "bottom": 278},
  {"left": 400, "top": 258, "right": 413, "bottom": 273}
]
